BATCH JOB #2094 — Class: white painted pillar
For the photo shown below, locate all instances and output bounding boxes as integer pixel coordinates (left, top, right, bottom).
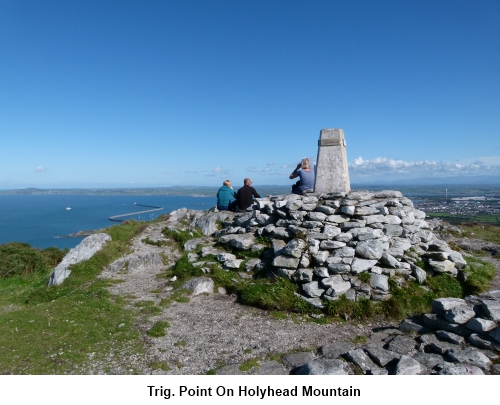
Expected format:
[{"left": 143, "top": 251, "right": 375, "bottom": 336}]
[{"left": 314, "top": 128, "right": 350, "bottom": 194}]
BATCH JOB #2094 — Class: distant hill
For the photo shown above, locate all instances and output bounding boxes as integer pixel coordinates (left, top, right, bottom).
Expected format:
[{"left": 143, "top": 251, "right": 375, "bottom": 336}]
[{"left": 0, "top": 183, "right": 499, "bottom": 196}]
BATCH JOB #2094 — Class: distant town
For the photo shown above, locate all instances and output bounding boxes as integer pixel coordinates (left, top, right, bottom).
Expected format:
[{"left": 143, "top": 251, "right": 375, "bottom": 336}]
[{"left": 411, "top": 195, "right": 500, "bottom": 224}]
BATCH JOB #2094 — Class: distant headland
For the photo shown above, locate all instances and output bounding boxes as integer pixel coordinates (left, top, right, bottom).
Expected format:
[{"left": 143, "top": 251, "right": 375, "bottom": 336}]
[{"left": 0, "top": 184, "right": 499, "bottom": 197}]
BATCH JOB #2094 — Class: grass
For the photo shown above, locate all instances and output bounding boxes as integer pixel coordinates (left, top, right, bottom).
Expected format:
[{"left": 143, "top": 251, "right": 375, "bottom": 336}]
[
  {"left": 134, "top": 300, "right": 163, "bottom": 317},
  {"left": 427, "top": 213, "right": 500, "bottom": 226},
  {"left": 162, "top": 227, "right": 202, "bottom": 250},
  {"left": 238, "top": 277, "right": 318, "bottom": 314},
  {"left": 159, "top": 289, "right": 192, "bottom": 307},
  {"left": 0, "top": 220, "right": 147, "bottom": 374},
  {"left": 460, "top": 223, "right": 500, "bottom": 245},
  {"left": 324, "top": 256, "right": 495, "bottom": 322},
  {"left": 350, "top": 335, "right": 367, "bottom": 345},
  {"left": 0, "top": 242, "right": 68, "bottom": 279},
  {"left": 270, "top": 311, "right": 288, "bottom": 320},
  {"left": 325, "top": 296, "right": 375, "bottom": 320},
  {"left": 216, "top": 242, "right": 265, "bottom": 260},
  {"left": 146, "top": 321, "right": 170, "bottom": 338},
  {"left": 239, "top": 357, "right": 259, "bottom": 371},
  {"left": 163, "top": 254, "right": 204, "bottom": 286},
  {"left": 462, "top": 257, "right": 496, "bottom": 295},
  {"left": 141, "top": 237, "right": 170, "bottom": 247},
  {"left": 358, "top": 272, "right": 371, "bottom": 283},
  {"left": 150, "top": 361, "right": 171, "bottom": 371}
]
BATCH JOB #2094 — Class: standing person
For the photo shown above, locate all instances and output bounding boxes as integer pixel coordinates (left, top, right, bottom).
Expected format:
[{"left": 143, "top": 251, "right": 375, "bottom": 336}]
[
  {"left": 216, "top": 180, "right": 237, "bottom": 211},
  {"left": 236, "top": 178, "right": 261, "bottom": 211},
  {"left": 289, "top": 158, "right": 315, "bottom": 194}
]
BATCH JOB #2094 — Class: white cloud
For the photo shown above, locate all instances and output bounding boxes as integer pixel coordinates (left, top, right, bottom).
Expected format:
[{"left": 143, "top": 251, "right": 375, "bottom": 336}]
[
  {"left": 349, "top": 156, "right": 500, "bottom": 181},
  {"left": 34, "top": 166, "right": 48, "bottom": 172},
  {"left": 212, "top": 167, "right": 232, "bottom": 175},
  {"left": 266, "top": 162, "right": 275, "bottom": 166}
]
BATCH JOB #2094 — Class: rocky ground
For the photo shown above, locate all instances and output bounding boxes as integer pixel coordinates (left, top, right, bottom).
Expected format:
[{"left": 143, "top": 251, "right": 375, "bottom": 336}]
[{"left": 81, "top": 215, "right": 500, "bottom": 375}]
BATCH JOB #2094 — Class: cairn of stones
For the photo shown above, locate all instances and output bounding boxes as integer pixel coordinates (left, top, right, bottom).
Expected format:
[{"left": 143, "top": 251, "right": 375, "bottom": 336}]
[
  {"left": 198, "top": 189, "right": 467, "bottom": 309},
  {"left": 189, "top": 129, "right": 467, "bottom": 308}
]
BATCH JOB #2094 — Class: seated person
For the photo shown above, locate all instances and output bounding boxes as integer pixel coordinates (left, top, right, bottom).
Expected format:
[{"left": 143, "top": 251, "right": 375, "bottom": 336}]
[
  {"left": 289, "top": 158, "right": 315, "bottom": 194},
  {"left": 236, "top": 178, "right": 260, "bottom": 211},
  {"left": 216, "top": 180, "right": 237, "bottom": 211}
]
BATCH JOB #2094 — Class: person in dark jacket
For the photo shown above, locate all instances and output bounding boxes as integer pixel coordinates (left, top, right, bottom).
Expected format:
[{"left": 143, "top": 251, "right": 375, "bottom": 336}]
[
  {"left": 217, "top": 180, "right": 237, "bottom": 211},
  {"left": 236, "top": 178, "right": 260, "bottom": 211}
]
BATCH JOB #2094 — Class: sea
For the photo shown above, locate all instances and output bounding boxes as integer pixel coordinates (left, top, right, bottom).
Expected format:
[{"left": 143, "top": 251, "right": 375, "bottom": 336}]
[{"left": 0, "top": 195, "right": 216, "bottom": 250}]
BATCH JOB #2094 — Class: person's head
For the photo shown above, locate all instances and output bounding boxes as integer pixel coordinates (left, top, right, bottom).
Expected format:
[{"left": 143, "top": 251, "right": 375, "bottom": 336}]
[
  {"left": 244, "top": 178, "right": 252, "bottom": 186},
  {"left": 223, "top": 180, "right": 232, "bottom": 187},
  {"left": 301, "top": 158, "right": 310, "bottom": 170}
]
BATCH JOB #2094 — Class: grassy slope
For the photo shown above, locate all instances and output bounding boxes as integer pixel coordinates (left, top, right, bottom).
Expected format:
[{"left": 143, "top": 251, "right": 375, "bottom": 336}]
[{"left": 0, "top": 221, "right": 146, "bottom": 374}]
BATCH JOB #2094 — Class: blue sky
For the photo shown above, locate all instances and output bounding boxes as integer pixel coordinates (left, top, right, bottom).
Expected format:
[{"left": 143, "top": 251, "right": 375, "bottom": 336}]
[{"left": 1, "top": 0, "right": 499, "bottom": 189}]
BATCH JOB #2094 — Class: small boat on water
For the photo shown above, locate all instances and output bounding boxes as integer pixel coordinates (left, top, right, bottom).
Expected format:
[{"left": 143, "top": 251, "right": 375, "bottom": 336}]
[{"left": 66, "top": 207, "right": 71, "bottom": 210}]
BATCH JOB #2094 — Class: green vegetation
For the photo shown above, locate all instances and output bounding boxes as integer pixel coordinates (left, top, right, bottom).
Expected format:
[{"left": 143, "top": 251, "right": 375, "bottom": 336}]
[
  {"left": 216, "top": 242, "right": 265, "bottom": 260},
  {"left": 146, "top": 321, "right": 170, "bottom": 338},
  {"left": 134, "top": 300, "right": 163, "bottom": 317},
  {"left": 270, "top": 311, "right": 288, "bottom": 320},
  {"left": 462, "top": 257, "right": 496, "bottom": 295},
  {"left": 0, "top": 243, "right": 68, "bottom": 279},
  {"left": 239, "top": 357, "right": 259, "bottom": 372},
  {"left": 255, "top": 235, "right": 272, "bottom": 247},
  {"left": 358, "top": 272, "right": 371, "bottom": 283},
  {"left": 350, "top": 335, "right": 367, "bottom": 345},
  {"left": 142, "top": 237, "right": 170, "bottom": 247},
  {"left": 324, "top": 256, "right": 495, "bottom": 322},
  {"left": 238, "top": 277, "right": 317, "bottom": 314},
  {"left": 426, "top": 212, "right": 500, "bottom": 226},
  {"left": 164, "top": 255, "right": 204, "bottom": 285},
  {"left": 325, "top": 296, "right": 375, "bottom": 320},
  {"left": 460, "top": 223, "right": 500, "bottom": 245},
  {"left": 0, "top": 220, "right": 147, "bottom": 374},
  {"left": 150, "top": 361, "right": 170, "bottom": 371},
  {"left": 159, "top": 289, "right": 192, "bottom": 307},
  {"left": 162, "top": 228, "right": 202, "bottom": 250}
]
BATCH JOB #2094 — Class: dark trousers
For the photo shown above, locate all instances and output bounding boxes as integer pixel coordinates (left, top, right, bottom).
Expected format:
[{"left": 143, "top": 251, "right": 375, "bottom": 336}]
[{"left": 291, "top": 180, "right": 301, "bottom": 195}]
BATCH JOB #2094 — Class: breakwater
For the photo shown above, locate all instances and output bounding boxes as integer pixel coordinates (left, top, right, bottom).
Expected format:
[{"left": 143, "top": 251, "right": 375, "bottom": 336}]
[{"left": 109, "top": 203, "right": 164, "bottom": 222}]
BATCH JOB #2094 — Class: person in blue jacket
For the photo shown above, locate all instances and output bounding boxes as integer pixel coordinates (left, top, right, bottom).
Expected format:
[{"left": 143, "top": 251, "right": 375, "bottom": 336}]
[
  {"left": 217, "top": 180, "right": 237, "bottom": 211},
  {"left": 289, "top": 158, "right": 315, "bottom": 194}
]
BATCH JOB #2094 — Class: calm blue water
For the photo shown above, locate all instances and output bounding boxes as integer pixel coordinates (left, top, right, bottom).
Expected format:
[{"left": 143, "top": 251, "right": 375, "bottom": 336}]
[{"left": 0, "top": 195, "right": 216, "bottom": 250}]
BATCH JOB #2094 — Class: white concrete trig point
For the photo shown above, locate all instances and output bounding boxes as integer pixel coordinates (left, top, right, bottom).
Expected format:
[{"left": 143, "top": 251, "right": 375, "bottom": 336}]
[{"left": 314, "top": 128, "right": 350, "bottom": 194}]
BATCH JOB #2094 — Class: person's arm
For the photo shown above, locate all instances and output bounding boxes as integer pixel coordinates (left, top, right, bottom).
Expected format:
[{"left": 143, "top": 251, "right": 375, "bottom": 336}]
[
  {"left": 252, "top": 188, "right": 261, "bottom": 199},
  {"left": 289, "top": 162, "right": 301, "bottom": 179}
]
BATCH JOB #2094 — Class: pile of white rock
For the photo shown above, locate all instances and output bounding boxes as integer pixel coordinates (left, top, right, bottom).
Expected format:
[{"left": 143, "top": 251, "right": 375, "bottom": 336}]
[{"left": 194, "top": 190, "right": 468, "bottom": 306}]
